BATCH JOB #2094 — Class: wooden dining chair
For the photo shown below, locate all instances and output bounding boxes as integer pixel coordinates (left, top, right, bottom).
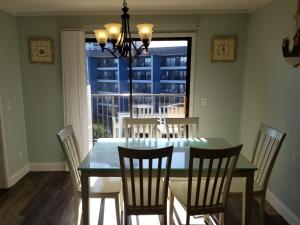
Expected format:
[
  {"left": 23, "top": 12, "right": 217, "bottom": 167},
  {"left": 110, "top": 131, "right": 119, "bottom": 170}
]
[
  {"left": 165, "top": 117, "right": 199, "bottom": 139},
  {"left": 230, "top": 124, "right": 286, "bottom": 225},
  {"left": 124, "top": 118, "right": 159, "bottom": 139},
  {"left": 118, "top": 146, "right": 173, "bottom": 225},
  {"left": 169, "top": 145, "right": 243, "bottom": 225},
  {"left": 57, "top": 125, "right": 121, "bottom": 225}
]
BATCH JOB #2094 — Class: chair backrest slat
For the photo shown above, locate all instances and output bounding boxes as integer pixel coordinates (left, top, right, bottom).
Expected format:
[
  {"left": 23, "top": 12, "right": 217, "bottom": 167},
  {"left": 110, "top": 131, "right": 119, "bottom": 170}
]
[
  {"left": 210, "top": 158, "right": 223, "bottom": 206},
  {"left": 202, "top": 158, "right": 213, "bottom": 207},
  {"left": 216, "top": 157, "right": 230, "bottom": 205},
  {"left": 139, "top": 159, "right": 144, "bottom": 206},
  {"left": 129, "top": 158, "right": 136, "bottom": 206},
  {"left": 118, "top": 146, "right": 173, "bottom": 214},
  {"left": 165, "top": 117, "right": 199, "bottom": 139},
  {"left": 155, "top": 157, "right": 162, "bottom": 206},
  {"left": 251, "top": 124, "right": 286, "bottom": 191},
  {"left": 124, "top": 118, "right": 158, "bottom": 139},
  {"left": 194, "top": 158, "right": 203, "bottom": 207},
  {"left": 57, "top": 125, "right": 81, "bottom": 192},
  {"left": 187, "top": 145, "right": 242, "bottom": 214},
  {"left": 148, "top": 158, "right": 153, "bottom": 206}
]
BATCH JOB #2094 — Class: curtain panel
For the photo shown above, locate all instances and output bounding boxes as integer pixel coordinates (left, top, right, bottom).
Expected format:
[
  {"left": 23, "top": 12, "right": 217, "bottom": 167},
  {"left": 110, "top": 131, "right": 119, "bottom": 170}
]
[{"left": 61, "top": 30, "right": 91, "bottom": 158}]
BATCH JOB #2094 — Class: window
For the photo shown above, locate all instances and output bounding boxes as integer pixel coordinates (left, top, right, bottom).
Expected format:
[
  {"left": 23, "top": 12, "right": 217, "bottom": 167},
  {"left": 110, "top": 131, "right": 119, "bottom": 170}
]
[{"left": 85, "top": 37, "right": 192, "bottom": 139}]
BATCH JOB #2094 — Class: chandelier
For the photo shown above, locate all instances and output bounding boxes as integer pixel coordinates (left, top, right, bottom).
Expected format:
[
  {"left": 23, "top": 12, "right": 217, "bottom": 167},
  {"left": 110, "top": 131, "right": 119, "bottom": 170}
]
[
  {"left": 94, "top": 0, "right": 154, "bottom": 117},
  {"left": 94, "top": 0, "right": 154, "bottom": 58}
]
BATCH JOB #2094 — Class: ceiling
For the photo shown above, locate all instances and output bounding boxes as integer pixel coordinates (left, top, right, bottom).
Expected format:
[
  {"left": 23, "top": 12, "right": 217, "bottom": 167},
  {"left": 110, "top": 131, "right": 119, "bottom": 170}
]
[{"left": 0, "top": 0, "right": 272, "bottom": 15}]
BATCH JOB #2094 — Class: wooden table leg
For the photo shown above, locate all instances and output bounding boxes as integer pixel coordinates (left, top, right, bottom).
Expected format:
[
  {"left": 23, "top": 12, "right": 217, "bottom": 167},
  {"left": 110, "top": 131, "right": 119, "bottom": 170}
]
[
  {"left": 169, "top": 191, "right": 174, "bottom": 225},
  {"left": 243, "top": 171, "right": 254, "bottom": 225},
  {"left": 81, "top": 171, "right": 90, "bottom": 225}
]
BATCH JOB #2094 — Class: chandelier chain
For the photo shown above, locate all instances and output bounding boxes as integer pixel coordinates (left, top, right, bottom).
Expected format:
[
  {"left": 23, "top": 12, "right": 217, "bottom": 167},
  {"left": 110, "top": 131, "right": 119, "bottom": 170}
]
[{"left": 123, "top": 0, "right": 127, "bottom": 7}]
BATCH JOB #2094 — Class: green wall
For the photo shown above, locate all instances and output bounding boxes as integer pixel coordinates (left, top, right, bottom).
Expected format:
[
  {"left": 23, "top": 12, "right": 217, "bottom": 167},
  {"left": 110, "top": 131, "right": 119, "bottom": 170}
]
[
  {"left": 241, "top": 0, "right": 300, "bottom": 218},
  {"left": 17, "top": 14, "right": 247, "bottom": 163},
  {"left": 0, "top": 11, "right": 28, "bottom": 176},
  {"left": 193, "top": 15, "right": 247, "bottom": 144},
  {"left": 2, "top": 1, "right": 299, "bottom": 220},
  {"left": 17, "top": 17, "right": 64, "bottom": 163}
]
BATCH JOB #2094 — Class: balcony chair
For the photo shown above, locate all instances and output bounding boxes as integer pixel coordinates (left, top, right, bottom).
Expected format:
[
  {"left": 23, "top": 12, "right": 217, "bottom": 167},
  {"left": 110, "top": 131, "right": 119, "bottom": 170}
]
[
  {"left": 165, "top": 117, "right": 199, "bottom": 139},
  {"left": 57, "top": 125, "right": 121, "bottom": 225},
  {"left": 230, "top": 124, "right": 286, "bottom": 225},
  {"left": 124, "top": 118, "right": 159, "bottom": 139},
  {"left": 158, "top": 104, "right": 185, "bottom": 136},
  {"left": 118, "top": 146, "right": 173, "bottom": 225},
  {"left": 133, "top": 104, "right": 154, "bottom": 118},
  {"left": 169, "top": 145, "right": 243, "bottom": 225}
]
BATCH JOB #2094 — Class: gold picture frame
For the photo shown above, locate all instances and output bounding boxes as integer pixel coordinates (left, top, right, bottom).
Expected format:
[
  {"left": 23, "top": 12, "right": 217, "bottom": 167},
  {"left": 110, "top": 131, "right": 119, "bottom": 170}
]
[
  {"left": 211, "top": 36, "right": 237, "bottom": 62},
  {"left": 28, "top": 38, "right": 54, "bottom": 64}
]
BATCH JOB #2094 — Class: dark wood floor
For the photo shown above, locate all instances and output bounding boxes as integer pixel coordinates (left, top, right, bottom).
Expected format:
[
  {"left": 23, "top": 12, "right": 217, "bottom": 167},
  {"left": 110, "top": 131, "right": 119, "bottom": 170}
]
[{"left": 0, "top": 172, "right": 288, "bottom": 225}]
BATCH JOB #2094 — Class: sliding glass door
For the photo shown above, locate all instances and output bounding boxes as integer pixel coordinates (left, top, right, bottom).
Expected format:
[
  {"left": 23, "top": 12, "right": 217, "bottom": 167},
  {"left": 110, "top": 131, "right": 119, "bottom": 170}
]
[{"left": 85, "top": 37, "right": 192, "bottom": 140}]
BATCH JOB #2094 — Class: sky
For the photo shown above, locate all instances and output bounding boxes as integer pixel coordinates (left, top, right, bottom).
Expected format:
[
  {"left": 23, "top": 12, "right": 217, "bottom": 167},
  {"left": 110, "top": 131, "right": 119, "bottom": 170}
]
[{"left": 149, "top": 40, "right": 188, "bottom": 48}]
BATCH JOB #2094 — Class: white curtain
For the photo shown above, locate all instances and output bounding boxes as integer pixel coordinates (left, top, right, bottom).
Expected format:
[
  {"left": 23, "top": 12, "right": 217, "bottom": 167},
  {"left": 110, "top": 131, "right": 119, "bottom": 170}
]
[{"left": 61, "top": 30, "right": 91, "bottom": 158}]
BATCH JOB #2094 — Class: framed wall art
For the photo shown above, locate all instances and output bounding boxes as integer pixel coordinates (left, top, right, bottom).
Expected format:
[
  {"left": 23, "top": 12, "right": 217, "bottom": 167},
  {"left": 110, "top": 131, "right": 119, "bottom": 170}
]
[
  {"left": 28, "top": 38, "right": 54, "bottom": 64},
  {"left": 211, "top": 36, "right": 237, "bottom": 62}
]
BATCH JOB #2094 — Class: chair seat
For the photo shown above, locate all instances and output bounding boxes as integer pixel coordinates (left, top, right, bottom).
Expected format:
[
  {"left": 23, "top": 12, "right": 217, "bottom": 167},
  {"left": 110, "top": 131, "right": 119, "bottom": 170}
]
[
  {"left": 229, "top": 177, "right": 263, "bottom": 194},
  {"left": 79, "top": 177, "right": 121, "bottom": 197},
  {"left": 126, "top": 178, "right": 164, "bottom": 206},
  {"left": 169, "top": 179, "right": 219, "bottom": 208}
]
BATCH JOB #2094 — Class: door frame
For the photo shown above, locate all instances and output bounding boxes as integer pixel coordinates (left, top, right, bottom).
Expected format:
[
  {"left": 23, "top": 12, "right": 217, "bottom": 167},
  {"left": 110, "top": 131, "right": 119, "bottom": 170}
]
[
  {"left": 0, "top": 90, "right": 9, "bottom": 188},
  {"left": 148, "top": 32, "right": 196, "bottom": 117}
]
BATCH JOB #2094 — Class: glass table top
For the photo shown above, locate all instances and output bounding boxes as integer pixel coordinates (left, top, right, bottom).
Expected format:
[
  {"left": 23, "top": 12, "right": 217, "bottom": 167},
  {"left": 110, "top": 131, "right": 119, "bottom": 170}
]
[{"left": 78, "top": 138, "right": 257, "bottom": 173}]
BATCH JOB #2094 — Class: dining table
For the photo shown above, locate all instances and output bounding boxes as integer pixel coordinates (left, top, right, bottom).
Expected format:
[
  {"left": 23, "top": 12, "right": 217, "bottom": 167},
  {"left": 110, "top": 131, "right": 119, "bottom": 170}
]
[{"left": 78, "top": 138, "right": 257, "bottom": 225}]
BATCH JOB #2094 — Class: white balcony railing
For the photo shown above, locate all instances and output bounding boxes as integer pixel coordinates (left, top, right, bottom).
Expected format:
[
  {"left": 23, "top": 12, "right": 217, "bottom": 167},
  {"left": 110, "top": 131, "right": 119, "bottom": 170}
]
[{"left": 91, "top": 93, "right": 186, "bottom": 139}]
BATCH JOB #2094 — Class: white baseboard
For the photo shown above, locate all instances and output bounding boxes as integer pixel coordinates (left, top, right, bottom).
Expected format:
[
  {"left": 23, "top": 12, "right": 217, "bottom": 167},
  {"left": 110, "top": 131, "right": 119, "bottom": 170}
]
[
  {"left": 7, "top": 164, "right": 30, "bottom": 188},
  {"left": 29, "top": 162, "right": 67, "bottom": 171},
  {"left": 266, "top": 190, "right": 300, "bottom": 225},
  {"left": 7, "top": 162, "right": 67, "bottom": 188}
]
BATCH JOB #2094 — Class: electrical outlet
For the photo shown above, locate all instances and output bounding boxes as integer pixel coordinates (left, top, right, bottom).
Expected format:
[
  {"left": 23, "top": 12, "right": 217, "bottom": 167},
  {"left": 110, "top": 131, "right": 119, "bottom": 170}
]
[
  {"left": 7, "top": 102, "right": 11, "bottom": 111},
  {"left": 19, "top": 149, "right": 23, "bottom": 158},
  {"left": 201, "top": 97, "right": 208, "bottom": 106}
]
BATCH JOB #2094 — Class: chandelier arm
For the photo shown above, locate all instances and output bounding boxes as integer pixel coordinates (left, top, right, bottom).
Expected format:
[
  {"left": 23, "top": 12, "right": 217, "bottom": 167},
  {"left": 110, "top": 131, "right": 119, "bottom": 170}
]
[
  {"left": 124, "top": 19, "right": 131, "bottom": 58},
  {"left": 134, "top": 45, "right": 146, "bottom": 58},
  {"left": 117, "top": 11, "right": 127, "bottom": 55},
  {"left": 120, "top": 10, "right": 129, "bottom": 57},
  {"left": 102, "top": 47, "right": 119, "bottom": 58},
  {"left": 126, "top": 16, "right": 138, "bottom": 52},
  {"left": 119, "top": 21, "right": 125, "bottom": 48}
]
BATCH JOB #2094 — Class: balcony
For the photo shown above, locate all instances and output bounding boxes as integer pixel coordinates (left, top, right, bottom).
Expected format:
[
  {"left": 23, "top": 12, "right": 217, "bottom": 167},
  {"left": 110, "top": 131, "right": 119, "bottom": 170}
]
[{"left": 91, "top": 93, "right": 186, "bottom": 139}]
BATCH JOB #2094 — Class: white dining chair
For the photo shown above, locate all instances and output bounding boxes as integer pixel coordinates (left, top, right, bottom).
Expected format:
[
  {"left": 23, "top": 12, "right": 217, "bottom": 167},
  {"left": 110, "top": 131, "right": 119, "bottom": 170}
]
[
  {"left": 169, "top": 145, "right": 243, "bottom": 225},
  {"left": 57, "top": 125, "right": 121, "bottom": 225},
  {"left": 118, "top": 146, "right": 173, "bottom": 225},
  {"left": 124, "top": 118, "right": 158, "bottom": 139},
  {"left": 165, "top": 117, "right": 199, "bottom": 139},
  {"left": 230, "top": 124, "right": 286, "bottom": 225}
]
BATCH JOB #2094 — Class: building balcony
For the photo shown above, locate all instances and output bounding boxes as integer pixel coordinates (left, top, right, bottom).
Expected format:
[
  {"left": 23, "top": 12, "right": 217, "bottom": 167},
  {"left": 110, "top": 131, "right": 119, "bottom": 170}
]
[{"left": 91, "top": 93, "right": 186, "bottom": 139}]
